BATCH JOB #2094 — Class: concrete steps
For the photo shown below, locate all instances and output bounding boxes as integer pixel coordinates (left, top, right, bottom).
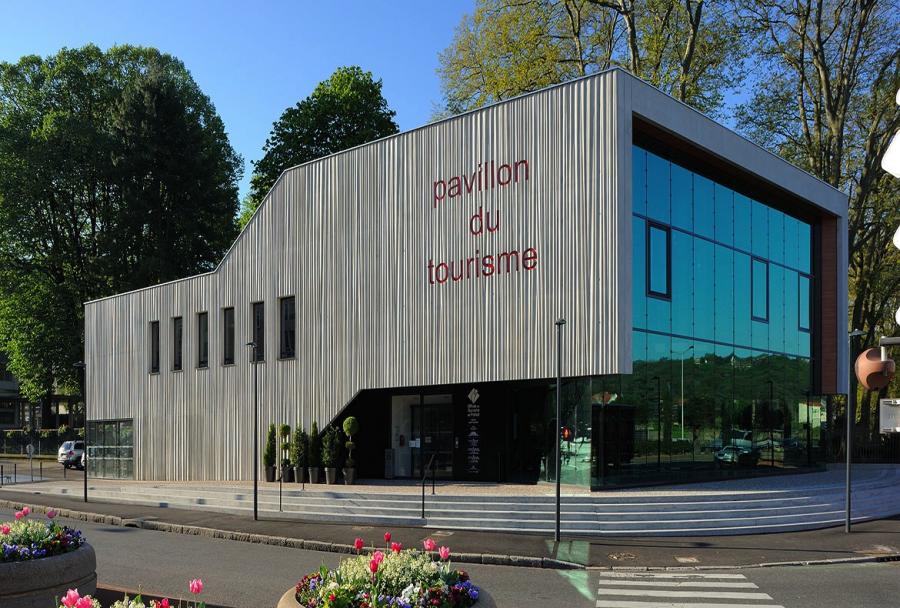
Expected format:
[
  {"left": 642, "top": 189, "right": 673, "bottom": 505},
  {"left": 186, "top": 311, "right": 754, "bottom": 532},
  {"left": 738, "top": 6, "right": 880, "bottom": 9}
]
[{"left": 36, "top": 467, "right": 900, "bottom": 536}]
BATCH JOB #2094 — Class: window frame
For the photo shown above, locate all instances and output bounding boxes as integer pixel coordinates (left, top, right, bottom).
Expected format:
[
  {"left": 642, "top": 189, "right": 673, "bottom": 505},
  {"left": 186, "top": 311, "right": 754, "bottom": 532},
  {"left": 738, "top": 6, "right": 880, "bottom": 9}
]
[
  {"left": 172, "top": 316, "right": 183, "bottom": 372},
  {"left": 751, "top": 257, "right": 769, "bottom": 323},
  {"left": 799, "top": 273, "right": 811, "bottom": 332},
  {"left": 197, "top": 311, "right": 209, "bottom": 369},
  {"left": 149, "top": 321, "right": 160, "bottom": 374},
  {"left": 646, "top": 221, "right": 671, "bottom": 300},
  {"left": 279, "top": 296, "right": 296, "bottom": 360},
  {"left": 222, "top": 307, "right": 235, "bottom": 366},
  {"left": 251, "top": 301, "right": 265, "bottom": 362}
]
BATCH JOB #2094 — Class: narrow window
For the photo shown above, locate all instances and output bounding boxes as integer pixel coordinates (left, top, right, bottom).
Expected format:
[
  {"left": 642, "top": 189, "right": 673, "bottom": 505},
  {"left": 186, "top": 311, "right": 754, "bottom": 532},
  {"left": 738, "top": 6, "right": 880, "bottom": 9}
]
[
  {"left": 280, "top": 296, "right": 296, "bottom": 359},
  {"left": 172, "top": 317, "right": 183, "bottom": 371},
  {"left": 752, "top": 258, "right": 769, "bottom": 322},
  {"left": 799, "top": 275, "right": 811, "bottom": 331},
  {"left": 197, "top": 312, "right": 209, "bottom": 368},
  {"left": 646, "top": 223, "right": 670, "bottom": 299},
  {"left": 252, "top": 302, "right": 265, "bottom": 362},
  {"left": 149, "top": 321, "right": 160, "bottom": 374},
  {"left": 223, "top": 307, "right": 235, "bottom": 365}
]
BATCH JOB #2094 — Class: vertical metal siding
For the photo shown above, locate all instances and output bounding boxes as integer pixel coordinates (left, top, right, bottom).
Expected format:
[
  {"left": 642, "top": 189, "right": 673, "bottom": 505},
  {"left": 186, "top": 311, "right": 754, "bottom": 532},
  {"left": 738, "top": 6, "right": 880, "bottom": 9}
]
[{"left": 84, "top": 71, "right": 629, "bottom": 480}]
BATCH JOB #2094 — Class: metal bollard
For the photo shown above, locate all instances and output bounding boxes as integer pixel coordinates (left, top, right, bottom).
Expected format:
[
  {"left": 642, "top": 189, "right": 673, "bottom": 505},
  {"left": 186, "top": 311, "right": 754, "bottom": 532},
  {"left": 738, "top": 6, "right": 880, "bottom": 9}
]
[{"left": 1, "top": 464, "right": 3, "bottom": 487}]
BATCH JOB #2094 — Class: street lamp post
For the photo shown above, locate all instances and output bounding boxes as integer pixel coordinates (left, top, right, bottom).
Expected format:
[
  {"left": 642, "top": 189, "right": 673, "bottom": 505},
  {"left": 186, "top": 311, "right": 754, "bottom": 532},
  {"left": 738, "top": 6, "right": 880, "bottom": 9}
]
[
  {"left": 676, "top": 346, "right": 694, "bottom": 441},
  {"left": 246, "top": 341, "right": 259, "bottom": 521},
  {"left": 73, "top": 361, "right": 87, "bottom": 503},
  {"left": 554, "top": 318, "right": 566, "bottom": 543},
  {"left": 847, "top": 328, "right": 865, "bottom": 533}
]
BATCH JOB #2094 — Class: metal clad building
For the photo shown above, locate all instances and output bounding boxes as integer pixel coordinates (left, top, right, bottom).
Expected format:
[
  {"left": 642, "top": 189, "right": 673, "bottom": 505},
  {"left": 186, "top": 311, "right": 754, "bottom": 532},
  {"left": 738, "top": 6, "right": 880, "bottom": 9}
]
[{"left": 84, "top": 69, "right": 848, "bottom": 486}]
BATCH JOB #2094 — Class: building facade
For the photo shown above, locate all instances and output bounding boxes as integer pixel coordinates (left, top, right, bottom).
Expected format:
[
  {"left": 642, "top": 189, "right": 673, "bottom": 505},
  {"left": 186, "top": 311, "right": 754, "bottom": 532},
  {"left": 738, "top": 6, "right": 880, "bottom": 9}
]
[{"left": 83, "top": 69, "right": 848, "bottom": 487}]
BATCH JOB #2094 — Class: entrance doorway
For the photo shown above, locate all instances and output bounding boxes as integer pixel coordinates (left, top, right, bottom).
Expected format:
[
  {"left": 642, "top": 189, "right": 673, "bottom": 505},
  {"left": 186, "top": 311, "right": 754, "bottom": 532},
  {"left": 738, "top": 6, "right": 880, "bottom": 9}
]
[{"left": 411, "top": 394, "right": 454, "bottom": 478}]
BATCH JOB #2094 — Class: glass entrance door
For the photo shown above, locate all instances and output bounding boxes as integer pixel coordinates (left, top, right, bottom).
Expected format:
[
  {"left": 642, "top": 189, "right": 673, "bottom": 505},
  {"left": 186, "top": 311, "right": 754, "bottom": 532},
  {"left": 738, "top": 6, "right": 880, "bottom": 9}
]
[{"left": 411, "top": 394, "right": 454, "bottom": 478}]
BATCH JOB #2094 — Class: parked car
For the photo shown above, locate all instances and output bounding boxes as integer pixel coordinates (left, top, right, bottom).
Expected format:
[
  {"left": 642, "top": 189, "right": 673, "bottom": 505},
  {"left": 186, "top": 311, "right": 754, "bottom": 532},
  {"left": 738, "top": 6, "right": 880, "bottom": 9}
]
[
  {"left": 714, "top": 446, "right": 759, "bottom": 467},
  {"left": 58, "top": 440, "right": 85, "bottom": 469}
]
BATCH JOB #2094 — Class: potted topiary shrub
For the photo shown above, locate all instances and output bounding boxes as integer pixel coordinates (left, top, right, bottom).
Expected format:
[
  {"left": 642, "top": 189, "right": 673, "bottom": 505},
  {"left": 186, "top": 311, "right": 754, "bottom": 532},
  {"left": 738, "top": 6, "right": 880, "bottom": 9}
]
[
  {"left": 280, "top": 423, "right": 294, "bottom": 482},
  {"left": 292, "top": 426, "right": 308, "bottom": 483},
  {"left": 308, "top": 421, "right": 322, "bottom": 484},
  {"left": 322, "top": 426, "right": 342, "bottom": 484},
  {"left": 342, "top": 416, "right": 359, "bottom": 485},
  {"left": 264, "top": 423, "right": 277, "bottom": 482}
]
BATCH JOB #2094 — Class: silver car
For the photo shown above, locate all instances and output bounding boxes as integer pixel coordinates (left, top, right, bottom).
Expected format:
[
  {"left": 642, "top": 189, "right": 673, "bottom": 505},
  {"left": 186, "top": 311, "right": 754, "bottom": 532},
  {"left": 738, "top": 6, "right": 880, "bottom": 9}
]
[{"left": 57, "top": 440, "right": 85, "bottom": 469}]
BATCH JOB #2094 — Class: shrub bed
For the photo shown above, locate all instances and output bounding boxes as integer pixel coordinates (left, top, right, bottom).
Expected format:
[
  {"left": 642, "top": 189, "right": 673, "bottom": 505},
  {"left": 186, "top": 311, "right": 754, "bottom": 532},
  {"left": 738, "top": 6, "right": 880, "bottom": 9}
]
[
  {"left": 295, "top": 533, "right": 479, "bottom": 608},
  {"left": 0, "top": 506, "right": 84, "bottom": 562}
]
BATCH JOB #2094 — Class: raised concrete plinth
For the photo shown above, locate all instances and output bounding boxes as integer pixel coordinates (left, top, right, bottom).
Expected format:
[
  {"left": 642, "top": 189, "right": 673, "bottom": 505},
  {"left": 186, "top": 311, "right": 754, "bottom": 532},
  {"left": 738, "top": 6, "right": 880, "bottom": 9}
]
[{"left": 0, "top": 542, "right": 96, "bottom": 608}]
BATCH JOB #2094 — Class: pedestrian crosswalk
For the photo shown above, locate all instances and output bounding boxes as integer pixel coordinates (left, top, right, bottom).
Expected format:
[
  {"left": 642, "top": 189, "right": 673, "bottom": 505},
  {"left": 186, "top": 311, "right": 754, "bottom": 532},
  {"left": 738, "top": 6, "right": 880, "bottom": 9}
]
[{"left": 595, "top": 571, "right": 784, "bottom": 608}]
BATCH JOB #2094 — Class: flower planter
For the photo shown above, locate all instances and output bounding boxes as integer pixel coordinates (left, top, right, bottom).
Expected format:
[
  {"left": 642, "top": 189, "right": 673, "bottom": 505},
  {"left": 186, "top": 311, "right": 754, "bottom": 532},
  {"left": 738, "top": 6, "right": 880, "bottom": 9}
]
[
  {"left": 307, "top": 466, "right": 321, "bottom": 484},
  {"left": 343, "top": 467, "right": 356, "bottom": 484},
  {"left": 281, "top": 465, "right": 295, "bottom": 483},
  {"left": 265, "top": 466, "right": 276, "bottom": 482},
  {"left": 0, "top": 542, "right": 96, "bottom": 608},
  {"left": 277, "top": 587, "right": 300, "bottom": 608},
  {"left": 293, "top": 466, "right": 305, "bottom": 483},
  {"left": 324, "top": 467, "right": 337, "bottom": 484}
]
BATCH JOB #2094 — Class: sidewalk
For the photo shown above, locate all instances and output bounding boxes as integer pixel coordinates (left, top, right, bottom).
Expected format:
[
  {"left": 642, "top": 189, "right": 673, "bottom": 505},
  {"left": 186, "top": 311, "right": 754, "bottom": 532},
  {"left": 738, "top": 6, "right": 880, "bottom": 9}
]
[{"left": 2, "top": 486, "right": 899, "bottom": 569}]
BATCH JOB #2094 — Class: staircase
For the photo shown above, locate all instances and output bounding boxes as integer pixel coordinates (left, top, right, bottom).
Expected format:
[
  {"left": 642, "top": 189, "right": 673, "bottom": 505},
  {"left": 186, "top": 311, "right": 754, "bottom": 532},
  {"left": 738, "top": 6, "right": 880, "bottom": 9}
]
[{"left": 39, "top": 465, "right": 900, "bottom": 536}]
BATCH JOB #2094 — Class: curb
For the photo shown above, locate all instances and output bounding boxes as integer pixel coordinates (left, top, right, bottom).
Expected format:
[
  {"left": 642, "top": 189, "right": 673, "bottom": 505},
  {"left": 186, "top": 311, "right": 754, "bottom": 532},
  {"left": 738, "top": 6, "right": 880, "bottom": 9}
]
[{"left": 0, "top": 499, "right": 584, "bottom": 570}]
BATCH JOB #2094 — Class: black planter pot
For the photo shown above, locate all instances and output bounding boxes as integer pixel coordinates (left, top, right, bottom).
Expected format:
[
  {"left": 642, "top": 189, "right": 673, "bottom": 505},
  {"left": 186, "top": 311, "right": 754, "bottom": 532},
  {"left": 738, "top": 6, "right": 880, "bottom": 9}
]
[
  {"left": 265, "top": 466, "right": 276, "bottom": 482},
  {"left": 325, "top": 467, "right": 337, "bottom": 484},
  {"left": 282, "top": 465, "right": 294, "bottom": 483},
  {"left": 308, "top": 466, "right": 321, "bottom": 484},
  {"left": 293, "top": 466, "right": 305, "bottom": 483},
  {"left": 343, "top": 467, "right": 356, "bottom": 485}
]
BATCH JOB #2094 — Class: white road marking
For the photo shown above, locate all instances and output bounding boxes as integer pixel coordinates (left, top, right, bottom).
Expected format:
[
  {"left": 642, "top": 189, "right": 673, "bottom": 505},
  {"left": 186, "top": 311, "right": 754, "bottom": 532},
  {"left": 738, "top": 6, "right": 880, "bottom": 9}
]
[
  {"left": 598, "top": 572, "right": 748, "bottom": 579},
  {"left": 596, "top": 603, "right": 785, "bottom": 608},
  {"left": 596, "top": 588, "right": 773, "bottom": 600},
  {"left": 596, "top": 579, "right": 758, "bottom": 588}
]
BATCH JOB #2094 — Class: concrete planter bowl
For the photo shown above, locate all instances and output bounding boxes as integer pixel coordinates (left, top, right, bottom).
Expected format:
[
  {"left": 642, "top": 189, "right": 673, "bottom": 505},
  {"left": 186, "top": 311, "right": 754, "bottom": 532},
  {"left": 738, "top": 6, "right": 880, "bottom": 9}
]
[
  {"left": 0, "top": 542, "right": 97, "bottom": 608},
  {"left": 277, "top": 588, "right": 300, "bottom": 608}
]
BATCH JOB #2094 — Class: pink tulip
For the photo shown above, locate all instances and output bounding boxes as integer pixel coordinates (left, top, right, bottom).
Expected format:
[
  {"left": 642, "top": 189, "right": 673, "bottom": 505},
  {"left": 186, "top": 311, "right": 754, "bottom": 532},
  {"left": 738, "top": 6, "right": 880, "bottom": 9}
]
[
  {"left": 188, "top": 579, "right": 203, "bottom": 595},
  {"left": 383, "top": 531, "right": 391, "bottom": 543},
  {"left": 439, "top": 546, "right": 451, "bottom": 560},
  {"left": 423, "top": 538, "right": 436, "bottom": 552},
  {"left": 1, "top": 524, "right": 10, "bottom": 535},
  {"left": 372, "top": 550, "right": 385, "bottom": 565},
  {"left": 21, "top": 506, "right": 30, "bottom": 516},
  {"left": 354, "top": 537, "right": 364, "bottom": 552},
  {"left": 369, "top": 558, "right": 379, "bottom": 574},
  {"left": 14, "top": 511, "right": 23, "bottom": 520},
  {"left": 390, "top": 541, "right": 402, "bottom": 553},
  {"left": 61, "top": 589, "right": 81, "bottom": 608},
  {"left": 159, "top": 599, "right": 170, "bottom": 608},
  {"left": 75, "top": 597, "right": 94, "bottom": 608},
  {"left": 47, "top": 509, "right": 57, "bottom": 519}
]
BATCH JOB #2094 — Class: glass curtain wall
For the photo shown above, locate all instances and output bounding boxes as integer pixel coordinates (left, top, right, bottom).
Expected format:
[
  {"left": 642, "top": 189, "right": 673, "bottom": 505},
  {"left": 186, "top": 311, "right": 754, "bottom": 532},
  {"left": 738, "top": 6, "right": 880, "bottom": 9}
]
[{"left": 589, "top": 145, "right": 819, "bottom": 488}]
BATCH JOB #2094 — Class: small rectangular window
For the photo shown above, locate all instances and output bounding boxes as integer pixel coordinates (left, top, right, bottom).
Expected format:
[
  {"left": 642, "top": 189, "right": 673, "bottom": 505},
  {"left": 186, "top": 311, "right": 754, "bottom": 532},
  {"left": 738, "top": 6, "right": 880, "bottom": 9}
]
[
  {"left": 223, "top": 307, "right": 235, "bottom": 365},
  {"left": 149, "top": 321, "right": 160, "bottom": 374},
  {"left": 172, "top": 317, "right": 183, "bottom": 371},
  {"left": 280, "top": 296, "right": 296, "bottom": 359},
  {"left": 197, "top": 312, "right": 209, "bottom": 368},
  {"left": 647, "top": 223, "right": 670, "bottom": 299},
  {"left": 799, "top": 275, "right": 811, "bottom": 331},
  {"left": 752, "top": 258, "right": 769, "bottom": 322},
  {"left": 252, "top": 302, "right": 265, "bottom": 362}
]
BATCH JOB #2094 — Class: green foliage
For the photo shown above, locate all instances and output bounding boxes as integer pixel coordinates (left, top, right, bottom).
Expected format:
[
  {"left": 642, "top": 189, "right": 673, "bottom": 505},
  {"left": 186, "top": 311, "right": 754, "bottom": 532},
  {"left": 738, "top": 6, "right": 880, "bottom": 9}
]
[
  {"left": 0, "top": 44, "right": 241, "bottom": 401},
  {"left": 308, "top": 421, "right": 322, "bottom": 467},
  {"left": 437, "top": 0, "right": 743, "bottom": 117},
  {"left": 279, "top": 423, "right": 291, "bottom": 439},
  {"left": 263, "top": 423, "right": 277, "bottom": 468},
  {"left": 342, "top": 416, "right": 359, "bottom": 438},
  {"left": 321, "top": 426, "right": 343, "bottom": 468},
  {"left": 292, "top": 427, "right": 308, "bottom": 468},
  {"left": 244, "top": 66, "right": 398, "bottom": 220}
]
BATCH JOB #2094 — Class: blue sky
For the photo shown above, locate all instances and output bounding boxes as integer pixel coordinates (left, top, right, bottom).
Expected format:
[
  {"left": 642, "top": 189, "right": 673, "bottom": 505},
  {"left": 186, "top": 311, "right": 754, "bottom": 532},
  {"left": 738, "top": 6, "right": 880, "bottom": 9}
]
[{"left": 0, "top": 1, "right": 474, "bottom": 199}]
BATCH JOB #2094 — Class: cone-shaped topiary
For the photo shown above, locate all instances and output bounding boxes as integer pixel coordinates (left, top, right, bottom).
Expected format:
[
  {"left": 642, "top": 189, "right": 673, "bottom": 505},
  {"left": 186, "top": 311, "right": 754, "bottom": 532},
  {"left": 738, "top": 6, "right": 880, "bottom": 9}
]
[
  {"left": 263, "top": 423, "right": 277, "bottom": 468},
  {"left": 292, "top": 427, "right": 308, "bottom": 468},
  {"left": 308, "top": 421, "right": 322, "bottom": 468}
]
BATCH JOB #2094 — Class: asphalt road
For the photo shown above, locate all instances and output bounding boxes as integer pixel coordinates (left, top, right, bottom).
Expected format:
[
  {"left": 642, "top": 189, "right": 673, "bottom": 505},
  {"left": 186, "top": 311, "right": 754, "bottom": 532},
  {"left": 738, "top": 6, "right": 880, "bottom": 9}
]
[{"left": 1, "top": 509, "right": 594, "bottom": 608}]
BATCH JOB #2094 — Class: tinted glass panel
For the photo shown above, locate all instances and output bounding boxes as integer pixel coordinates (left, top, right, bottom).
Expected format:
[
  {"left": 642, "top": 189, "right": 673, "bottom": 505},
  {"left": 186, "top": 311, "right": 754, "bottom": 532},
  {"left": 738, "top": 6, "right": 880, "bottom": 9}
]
[
  {"left": 693, "top": 238, "right": 714, "bottom": 341},
  {"left": 150, "top": 321, "right": 160, "bottom": 374},
  {"left": 632, "top": 146, "right": 647, "bottom": 216},
  {"left": 768, "top": 208, "right": 784, "bottom": 265},
  {"left": 798, "top": 222, "right": 811, "bottom": 274},
  {"left": 752, "top": 258, "right": 768, "bottom": 321},
  {"left": 714, "top": 245, "right": 734, "bottom": 343},
  {"left": 252, "top": 302, "right": 265, "bottom": 362},
  {"left": 671, "top": 231, "right": 693, "bottom": 336},
  {"left": 197, "top": 312, "right": 209, "bottom": 368},
  {"left": 648, "top": 224, "right": 669, "bottom": 297},
  {"left": 733, "top": 193, "right": 752, "bottom": 252},
  {"left": 799, "top": 275, "right": 810, "bottom": 331},
  {"left": 693, "top": 175, "right": 714, "bottom": 238},
  {"left": 280, "top": 296, "right": 296, "bottom": 359},
  {"left": 751, "top": 201, "right": 769, "bottom": 259},
  {"left": 734, "top": 253, "right": 751, "bottom": 347},
  {"left": 714, "top": 184, "right": 733, "bottom": 245},
  {"left": 671, "top": 164, "right": 692, "bottom": 232},
  {"left": 223, "top": 307, "right": 235, "bottom": 365},
  {"left": 646, "top": 152, "right": 670, "bottom": 223},
  {"left": 172, "top": 317, "right": 183, "bottom": 371},
  {"left": 633, "top": 218, "right": 647, "bottom": 329}
]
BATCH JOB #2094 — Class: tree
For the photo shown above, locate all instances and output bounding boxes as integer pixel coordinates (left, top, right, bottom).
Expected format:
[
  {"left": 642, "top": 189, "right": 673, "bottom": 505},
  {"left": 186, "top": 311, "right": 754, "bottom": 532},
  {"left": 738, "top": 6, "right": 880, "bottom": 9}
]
[
  {"left": 736, "top": 0, "right": 900, "bottom": 440},
  {"left": 244, "top": 66, "right": 398, "bottom": 223},
  {"left": 0, "top": 45, "right": 242, "bottom": 401},
  {"left": 437, "top": 0, "right": 744, "bottom": 117}
]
